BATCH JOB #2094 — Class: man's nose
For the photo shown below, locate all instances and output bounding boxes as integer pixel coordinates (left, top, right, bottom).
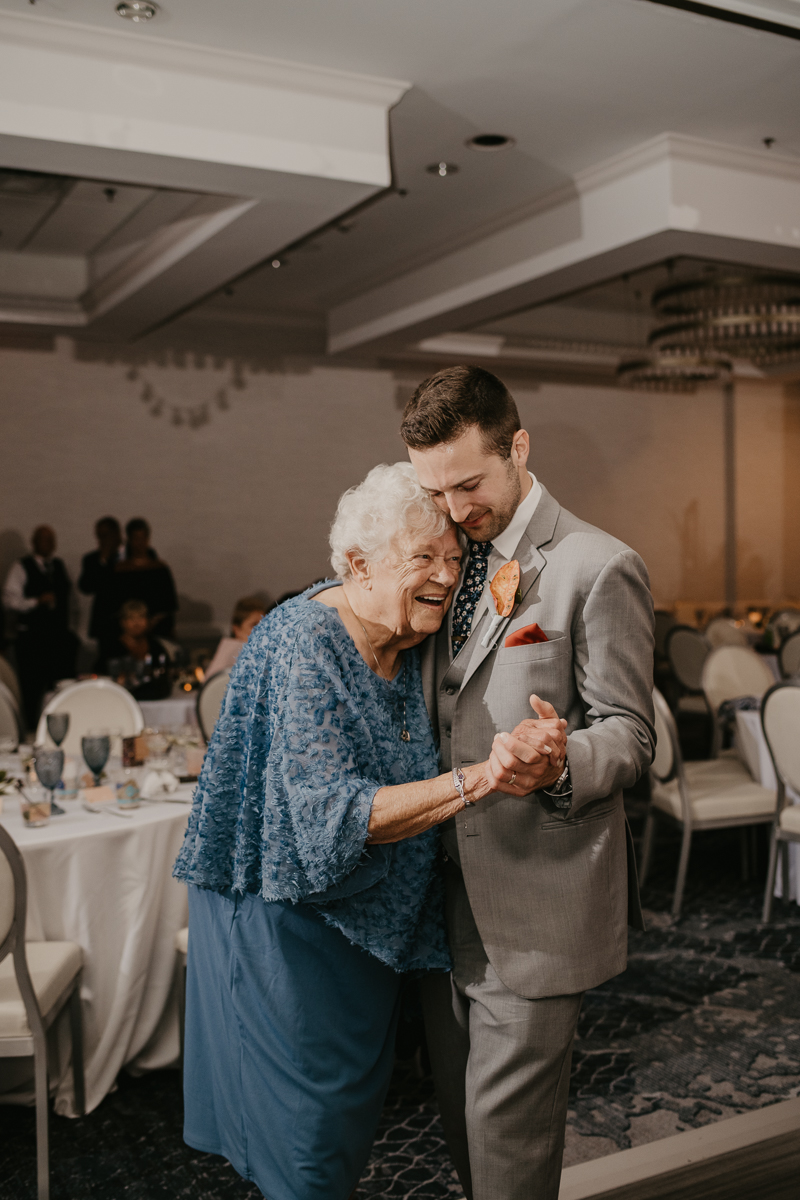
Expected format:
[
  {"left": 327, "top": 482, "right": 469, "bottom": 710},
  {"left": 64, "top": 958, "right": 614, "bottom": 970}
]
[{"left": 445, "top": 493, "right": 472, "bottom": 523}]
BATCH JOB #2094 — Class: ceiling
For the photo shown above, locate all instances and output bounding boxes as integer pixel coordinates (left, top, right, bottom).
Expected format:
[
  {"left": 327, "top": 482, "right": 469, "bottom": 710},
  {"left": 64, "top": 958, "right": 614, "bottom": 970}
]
[{"left": 0, "top": 0, "right": 799, "bottom": 381}]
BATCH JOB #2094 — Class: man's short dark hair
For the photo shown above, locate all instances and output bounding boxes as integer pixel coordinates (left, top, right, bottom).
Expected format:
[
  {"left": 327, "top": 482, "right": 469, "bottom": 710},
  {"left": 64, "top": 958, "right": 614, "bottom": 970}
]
[
  {"left": 400, "top": 365, "right": 520, "bottom": 458},
  {"left": 125, "top": 517, "right": 150, "bottom": 538},
  {"left": 96, "top": 516, "right": 121, "bottom": 537}
]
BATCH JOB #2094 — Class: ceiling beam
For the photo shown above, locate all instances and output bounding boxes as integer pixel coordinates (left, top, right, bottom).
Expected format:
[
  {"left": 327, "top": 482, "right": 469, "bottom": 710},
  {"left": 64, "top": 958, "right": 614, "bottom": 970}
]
[
  {"left": 327, "top": 134, "right": 800, "bottom": 355},
  {"left": 639, "top": 1, "right": 800, "bottom": 41}
]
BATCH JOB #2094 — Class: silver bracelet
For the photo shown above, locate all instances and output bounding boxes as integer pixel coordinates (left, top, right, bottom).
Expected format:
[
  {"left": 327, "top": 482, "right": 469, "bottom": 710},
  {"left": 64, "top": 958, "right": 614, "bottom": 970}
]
[{"left": 452, "top": 766, "right": 474, "bottom": 807}]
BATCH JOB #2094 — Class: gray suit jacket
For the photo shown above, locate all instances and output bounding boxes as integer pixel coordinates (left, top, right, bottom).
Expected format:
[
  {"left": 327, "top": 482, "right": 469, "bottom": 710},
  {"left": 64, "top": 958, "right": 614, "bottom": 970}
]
[{"left": 422, "top": 487, "right": 655, "bottom": 999}]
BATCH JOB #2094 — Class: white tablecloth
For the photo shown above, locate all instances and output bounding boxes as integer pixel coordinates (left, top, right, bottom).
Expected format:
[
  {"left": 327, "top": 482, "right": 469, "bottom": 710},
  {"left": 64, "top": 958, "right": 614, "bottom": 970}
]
[
  {"left": 139, "top": 696, "right": 198, "bottom": 731},
  {"left": 0, "top": 789, "right": 192, "bottom": 1115},
  {"left": 735, "top": 709, "right": 799, "bottom": 904}
]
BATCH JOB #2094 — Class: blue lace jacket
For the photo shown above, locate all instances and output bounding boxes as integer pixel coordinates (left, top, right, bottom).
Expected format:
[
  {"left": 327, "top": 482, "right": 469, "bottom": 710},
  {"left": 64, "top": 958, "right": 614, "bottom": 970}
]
[{"left": 174, "top": 584, "right": 450, "bottom": 973}]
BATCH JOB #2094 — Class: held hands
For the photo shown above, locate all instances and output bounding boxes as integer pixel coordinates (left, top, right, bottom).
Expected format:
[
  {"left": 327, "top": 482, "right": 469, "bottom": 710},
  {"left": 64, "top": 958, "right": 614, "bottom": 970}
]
[{"left": 488, "top": 695, "right": 567, "bottom": 795}]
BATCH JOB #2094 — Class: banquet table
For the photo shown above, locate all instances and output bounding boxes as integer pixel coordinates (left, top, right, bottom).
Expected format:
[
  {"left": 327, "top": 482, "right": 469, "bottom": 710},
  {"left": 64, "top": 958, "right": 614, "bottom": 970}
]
[
  {"left": 734, "top": 709, "right": 799, "bottom": 905},
  {"left": 0, "top": 778, "right": 193, "bottom": 1116}
]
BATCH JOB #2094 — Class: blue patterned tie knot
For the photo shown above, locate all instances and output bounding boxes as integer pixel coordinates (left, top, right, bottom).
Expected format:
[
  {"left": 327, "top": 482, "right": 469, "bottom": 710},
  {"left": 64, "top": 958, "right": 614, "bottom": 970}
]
[{"left": 451, "top": 541, "right": 493, "bottom": 655}]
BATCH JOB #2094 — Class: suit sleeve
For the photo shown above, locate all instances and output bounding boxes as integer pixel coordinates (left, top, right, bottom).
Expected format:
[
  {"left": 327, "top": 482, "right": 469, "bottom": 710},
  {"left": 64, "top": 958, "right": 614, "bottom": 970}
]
[{"left": 562, "top": 549, "right": 655, "bottom": 814}]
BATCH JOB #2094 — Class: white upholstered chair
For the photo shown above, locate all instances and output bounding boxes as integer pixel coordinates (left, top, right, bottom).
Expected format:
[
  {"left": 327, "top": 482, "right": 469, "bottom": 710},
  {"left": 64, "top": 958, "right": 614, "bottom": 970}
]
[
  {"left": 0, "top": 655, "right": 23, "bottom": 716},
  {"left": 0, "top": 824, "right": 85, "bottom": 1200},
  {"left": 640, "top": 688, "right": 776, "bottom": 920},
  {"left": 196, "top": 669, "right": 231, "bottom": 744},
  {"left": 36, "top": 679, "right": 143, "bottom": 759},
  {"left": 779, "top": 631, "right": 800, "bottom": 679},
  {"left": 761, "top": 683, "right": 800, "bottom": 922},
  {"left": 665, "top": 625, "right": 711, "bottom": 718},
  {"left": 0, "top": 682, "right": 21, "bottom": 748},
  {"left": 701, "top": 645, "right": 776, "bottom": 757}
]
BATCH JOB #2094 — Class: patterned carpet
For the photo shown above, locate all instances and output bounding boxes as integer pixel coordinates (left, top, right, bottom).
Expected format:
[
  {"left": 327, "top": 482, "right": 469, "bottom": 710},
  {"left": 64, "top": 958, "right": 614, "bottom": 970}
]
[{"left": 2, "top": 822, "right": 799, "bottom": 1199}]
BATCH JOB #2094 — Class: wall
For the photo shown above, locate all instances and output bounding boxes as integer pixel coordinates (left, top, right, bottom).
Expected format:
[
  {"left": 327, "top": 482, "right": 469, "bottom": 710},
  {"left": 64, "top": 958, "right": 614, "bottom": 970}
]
[{"left": 0, "top": 338, "right": 794, "bottom": 638}]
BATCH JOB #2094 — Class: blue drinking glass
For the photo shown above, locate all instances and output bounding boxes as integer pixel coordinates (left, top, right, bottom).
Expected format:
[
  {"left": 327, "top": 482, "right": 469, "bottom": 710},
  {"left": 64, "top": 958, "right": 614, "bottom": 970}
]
[{"left": 82, "top": 735, "right": 110, "bottom": 787}]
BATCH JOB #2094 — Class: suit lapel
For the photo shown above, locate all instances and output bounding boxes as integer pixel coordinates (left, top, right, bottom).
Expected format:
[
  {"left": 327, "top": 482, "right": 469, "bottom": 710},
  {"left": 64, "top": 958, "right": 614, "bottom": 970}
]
[{"left": 458, "top": 488, "right": 561, "bottom": 692}]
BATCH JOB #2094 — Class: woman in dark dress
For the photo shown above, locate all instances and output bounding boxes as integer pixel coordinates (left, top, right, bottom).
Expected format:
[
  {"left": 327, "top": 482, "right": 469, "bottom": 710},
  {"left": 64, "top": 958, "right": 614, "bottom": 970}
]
[
  {"left": 98, "top": 599, "right": 171, "bottom": 700},
  {"left": 111, "top": 518, "right": 178, "bottom": 639}
]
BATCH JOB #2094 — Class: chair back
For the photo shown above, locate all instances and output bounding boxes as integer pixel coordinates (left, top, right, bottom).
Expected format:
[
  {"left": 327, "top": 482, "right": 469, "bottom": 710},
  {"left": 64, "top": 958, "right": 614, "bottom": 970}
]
[
  {"left": 666, "top": 626, "right": 710, "bottom": 691},
  {"left": 767, "top": 607, "right": 800, "bottom": 650},
  {"left": 0, "top": 684, "right": 20, "bottom": 748},
  {"left": 0, "top": 656, "right": 22, "bottom": 713},
  {"left": 0, "top": 823, "right": 45, "bottom": 1040},
  {"left": 779, "top": 631, "right": 800, "bottom": 679},
  {"left": 701, "top": 646, "right": 775, "bottom": 715},
  {"left": 654, "top": 611, "right": 677, "bottom": 660},
  {"left": 705, "top": 617, "right": 748, "bottom": 648},
  {"left": 651, "top": 688, "right": 677, "bottom": 782},
  {"left": 761, "top": 683, "right": 800, "bottom": 800},
  {"left": 196, "top": 669, "right": 231, "bottom": 744},
  {"left": 36, "top": 679, "right": 144, "bottom": 758}
]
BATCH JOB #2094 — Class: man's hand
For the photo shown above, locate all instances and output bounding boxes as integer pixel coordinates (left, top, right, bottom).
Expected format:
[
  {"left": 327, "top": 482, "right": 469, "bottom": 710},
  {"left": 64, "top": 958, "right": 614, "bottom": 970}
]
[{"left": 488, "top": 695, "right": 568, "bottom": 795}]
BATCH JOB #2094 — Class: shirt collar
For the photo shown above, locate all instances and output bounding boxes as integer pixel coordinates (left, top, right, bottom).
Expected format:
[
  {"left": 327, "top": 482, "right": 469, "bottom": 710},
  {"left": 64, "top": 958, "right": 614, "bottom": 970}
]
[{"left": 490, "top": 472, "right": 542, "bottom": 562}]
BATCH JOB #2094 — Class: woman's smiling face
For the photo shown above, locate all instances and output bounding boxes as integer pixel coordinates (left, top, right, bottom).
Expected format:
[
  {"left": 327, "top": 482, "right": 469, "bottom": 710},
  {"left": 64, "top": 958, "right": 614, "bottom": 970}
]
[{"left": 364, "top": 527, "right": 463, "bottom": 641}]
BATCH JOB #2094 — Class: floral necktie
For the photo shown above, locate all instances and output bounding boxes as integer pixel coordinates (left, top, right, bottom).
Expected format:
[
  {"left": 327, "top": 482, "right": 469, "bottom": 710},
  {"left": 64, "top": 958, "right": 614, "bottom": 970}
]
[{"left": 451, "top": 541, "right": 493, "bottom": 656}]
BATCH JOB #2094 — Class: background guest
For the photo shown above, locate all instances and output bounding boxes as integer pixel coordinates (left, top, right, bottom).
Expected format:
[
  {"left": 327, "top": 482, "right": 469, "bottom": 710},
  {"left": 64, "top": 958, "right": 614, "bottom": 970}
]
[
  {"left": 99, "top": 598, "right": 172, "bottom": 700},
  {"left": 1, "top": 525, "right": 77, "bottom": 728},
  {"left": 78, "top": 516, "right": 123, "bottom": 656},
  {"left": 204, "top": 595, "right": 268, "bottom": 678},
  {"left": 112, "top": 518, "right": 178, "bottom": 640}
]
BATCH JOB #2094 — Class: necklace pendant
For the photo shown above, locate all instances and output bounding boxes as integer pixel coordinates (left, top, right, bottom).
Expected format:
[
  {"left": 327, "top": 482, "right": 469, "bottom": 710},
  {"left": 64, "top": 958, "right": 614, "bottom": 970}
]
[{"left": 400, "top": 729, "right": 411, "bottom": 742}]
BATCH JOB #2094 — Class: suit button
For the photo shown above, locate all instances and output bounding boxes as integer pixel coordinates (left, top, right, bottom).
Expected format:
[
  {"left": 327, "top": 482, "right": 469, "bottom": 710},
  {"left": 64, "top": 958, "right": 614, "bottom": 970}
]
[
  {"left": 445, "top": 729, "right": 451, "bottom": 738},
  {"left": 445, "top": 686, "right": 456, "bottom": 696}
]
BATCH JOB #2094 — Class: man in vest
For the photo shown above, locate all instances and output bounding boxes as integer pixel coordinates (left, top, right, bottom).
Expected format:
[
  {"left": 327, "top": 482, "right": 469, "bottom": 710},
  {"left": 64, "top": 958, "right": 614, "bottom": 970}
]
[{"left": 2, "top": 525, "right": 77, "bottom": 730}]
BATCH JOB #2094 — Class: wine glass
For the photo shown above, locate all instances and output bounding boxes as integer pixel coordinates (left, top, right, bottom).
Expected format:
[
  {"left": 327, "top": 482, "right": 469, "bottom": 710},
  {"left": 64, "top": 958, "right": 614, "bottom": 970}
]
[
  {"left": 46, "top": 712, "right": 70, "bottom": 747},
  {"left": 33, "top": 745, "right": 65, "bottom": 814},
  {"left": 82, "top": 734, "right": 110, "bottom": 788}
]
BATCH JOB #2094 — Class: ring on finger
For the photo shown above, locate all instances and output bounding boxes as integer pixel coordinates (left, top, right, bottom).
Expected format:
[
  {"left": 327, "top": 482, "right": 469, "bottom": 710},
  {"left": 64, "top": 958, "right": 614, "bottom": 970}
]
[{"left": 509, "top": 771, "right": 516, "bottom": 786}]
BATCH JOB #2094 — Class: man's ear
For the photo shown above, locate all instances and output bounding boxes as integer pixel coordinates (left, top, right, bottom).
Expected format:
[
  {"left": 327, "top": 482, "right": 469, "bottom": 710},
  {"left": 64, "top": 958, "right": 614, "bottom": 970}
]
[
  {"left": 346, "top": 550, "right": 372, "bottom": 589},
  {"left": 512, "top": 429, "right": 530, "bottom": 471}
]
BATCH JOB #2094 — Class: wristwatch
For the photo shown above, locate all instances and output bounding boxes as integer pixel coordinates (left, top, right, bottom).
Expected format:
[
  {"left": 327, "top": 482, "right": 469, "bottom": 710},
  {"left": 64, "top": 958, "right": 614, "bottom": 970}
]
[
  {"left": 542, "top": 758, "right": 572, "bottom": 798},
  {"left": 452, "top": 766, "right": 474, "bottom": 807}
]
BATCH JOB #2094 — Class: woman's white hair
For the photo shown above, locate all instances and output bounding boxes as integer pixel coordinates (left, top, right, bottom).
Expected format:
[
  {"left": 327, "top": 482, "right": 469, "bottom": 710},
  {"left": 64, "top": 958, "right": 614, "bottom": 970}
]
[{"left": 330, "top": 462, "right": 457, "bottom": 580}]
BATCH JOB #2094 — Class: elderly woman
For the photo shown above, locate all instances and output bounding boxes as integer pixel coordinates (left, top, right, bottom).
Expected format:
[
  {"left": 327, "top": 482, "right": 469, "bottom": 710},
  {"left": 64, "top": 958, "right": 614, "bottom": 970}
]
[{"left": 174, "top": 463, "right": 558, "bottom": 1200}]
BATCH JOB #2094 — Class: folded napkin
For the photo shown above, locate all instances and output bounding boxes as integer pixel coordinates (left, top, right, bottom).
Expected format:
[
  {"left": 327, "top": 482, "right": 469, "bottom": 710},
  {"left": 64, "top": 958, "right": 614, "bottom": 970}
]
[
  {"left": 141, "top": 769, "right": 180, "bottom": 800},
  {"left": 505, "top": 622, "right": 548, "bottom": 648}
]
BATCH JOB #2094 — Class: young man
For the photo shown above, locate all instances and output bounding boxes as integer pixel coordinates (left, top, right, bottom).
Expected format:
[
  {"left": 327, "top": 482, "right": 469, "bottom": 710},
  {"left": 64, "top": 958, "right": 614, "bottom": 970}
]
[{"left": 401, "top": 366, "right": 655, "bottom": 1200}]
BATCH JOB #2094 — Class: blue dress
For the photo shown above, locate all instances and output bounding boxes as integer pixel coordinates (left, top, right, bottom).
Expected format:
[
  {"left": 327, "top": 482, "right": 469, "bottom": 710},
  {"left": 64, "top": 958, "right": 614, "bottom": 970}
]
[{"left": 174, "top": 584, "right": 449, "bottom": 1200}]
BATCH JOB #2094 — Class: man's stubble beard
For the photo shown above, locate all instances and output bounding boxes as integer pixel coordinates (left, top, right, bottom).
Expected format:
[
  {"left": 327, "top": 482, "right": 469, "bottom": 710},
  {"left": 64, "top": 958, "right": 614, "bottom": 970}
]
[{"left": 468, "top": 461, "right": 522, "bottom": 544}]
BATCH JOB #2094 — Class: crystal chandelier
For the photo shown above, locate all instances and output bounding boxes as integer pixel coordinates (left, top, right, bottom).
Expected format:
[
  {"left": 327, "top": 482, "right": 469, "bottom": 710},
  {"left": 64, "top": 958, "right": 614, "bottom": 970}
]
[{"left": 616, "top": 349, "right": 733, "bottom": 392}]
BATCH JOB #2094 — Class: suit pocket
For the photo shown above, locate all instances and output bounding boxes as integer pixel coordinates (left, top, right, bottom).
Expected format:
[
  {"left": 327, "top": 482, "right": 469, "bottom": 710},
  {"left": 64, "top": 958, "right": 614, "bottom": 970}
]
[
  {"left": 495, "top": 633, "right": 568, "bottom": 665},
  {"left": 540, "top": 806, "right": 615, "bottom": 831}
]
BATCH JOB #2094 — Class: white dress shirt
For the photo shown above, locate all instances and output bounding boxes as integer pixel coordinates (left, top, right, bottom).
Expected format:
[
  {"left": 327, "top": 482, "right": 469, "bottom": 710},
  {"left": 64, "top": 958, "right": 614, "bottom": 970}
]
[
  {"left": 450, "top": 472, "right": 542, "bottom": 636},
  {"left": 2, "top": 556, "right": 52, "bottom": 613}
]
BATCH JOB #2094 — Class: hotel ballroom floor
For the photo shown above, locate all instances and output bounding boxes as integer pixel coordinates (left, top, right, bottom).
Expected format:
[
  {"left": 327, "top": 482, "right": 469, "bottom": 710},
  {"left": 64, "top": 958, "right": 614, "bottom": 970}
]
[{"left": 2, "top": 803, "right": 800, "bottom": 1199}]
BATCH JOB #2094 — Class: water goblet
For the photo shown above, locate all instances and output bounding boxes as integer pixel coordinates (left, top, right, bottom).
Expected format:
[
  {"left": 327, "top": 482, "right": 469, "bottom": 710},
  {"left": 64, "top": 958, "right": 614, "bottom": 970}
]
[
  {"left": 33, "top": 745, "right": 65, "bottom": 815},
  {"left": 82, "top": 734, "right": 110, "bottom": 787},
  {"left": 46, "top": 712, "right": 70, "bottom": 747}
]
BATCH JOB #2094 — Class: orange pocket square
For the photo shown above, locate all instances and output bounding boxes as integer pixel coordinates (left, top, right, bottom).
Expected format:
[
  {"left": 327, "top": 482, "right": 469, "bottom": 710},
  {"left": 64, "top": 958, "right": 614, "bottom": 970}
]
[{"left": 504, "top": 622, "right": 548, "bottom": 648}]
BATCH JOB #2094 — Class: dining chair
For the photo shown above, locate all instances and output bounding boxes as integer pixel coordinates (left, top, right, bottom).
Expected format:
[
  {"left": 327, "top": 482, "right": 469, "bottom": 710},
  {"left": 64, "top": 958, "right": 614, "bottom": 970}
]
[
  {"left": 779, "top": 631, "right": 800, "bottom": 679},
  {"left": 0, "top": 824, "right": 85, "bottom": 1200},
  {"left": 0, "top": 655, "right": 23, "bottom": 716},
  {"left": 196, "top": 669, "right": 231, "bottom": 744},
  {"left": 701, "top": 646, "right": 776, "bottom": 756},
  {"left": 36, "top": 678, "right": 144, "bottom": 759},
  {"left": 175, "top": 925, "right": 188, "bottom": 1067},
  {"left": 640, "top": 688, "right": 776, "bottom": 920},
  {"left": 665, "top": 625, "right": 711, "bottom": 717},
  {"left": 0, "top": 683, "right": 21, "bottom": 748},
  {"left": 761, "top": 682, "right": 800, "bottom": 922}
]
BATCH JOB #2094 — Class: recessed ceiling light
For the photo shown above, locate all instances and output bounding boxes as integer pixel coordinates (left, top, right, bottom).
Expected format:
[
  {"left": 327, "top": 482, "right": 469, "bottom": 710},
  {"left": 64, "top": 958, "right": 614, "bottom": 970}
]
[
  {"left": 466, "top": 134, "right": 515, "bottom": 152},
  {"left": 271, "top": 259, "right": 283, "bottom": 269},
  {"left": 426, "top": 162, "right": 459, "bottom": 177},
  {"left": 116, "top": 2, "right": 158, "bottom": 21}
]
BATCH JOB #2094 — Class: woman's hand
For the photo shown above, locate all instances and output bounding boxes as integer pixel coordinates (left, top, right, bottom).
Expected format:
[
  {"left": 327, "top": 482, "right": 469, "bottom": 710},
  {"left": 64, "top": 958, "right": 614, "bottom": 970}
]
[{"left": 489, "top": 695, "right": 568, "bottom": 794}]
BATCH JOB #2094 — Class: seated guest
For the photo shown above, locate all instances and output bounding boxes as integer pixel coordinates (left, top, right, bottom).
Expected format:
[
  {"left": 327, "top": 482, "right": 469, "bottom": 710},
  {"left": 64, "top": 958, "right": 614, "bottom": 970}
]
[
  {"left": 204, "top": 595, "right": 268, "bottom": 677},
  {"left": 112, "top": 518, "right": 178, "bottom": 639},
  {"left": 78, "top": 516, "right": 123, "bottom": 655},
  {"left": 99, "top": 599, "right": 172, "bottom": 700},
  {"left": 2, "top": 525, "right": 77, "bottom": 729}
]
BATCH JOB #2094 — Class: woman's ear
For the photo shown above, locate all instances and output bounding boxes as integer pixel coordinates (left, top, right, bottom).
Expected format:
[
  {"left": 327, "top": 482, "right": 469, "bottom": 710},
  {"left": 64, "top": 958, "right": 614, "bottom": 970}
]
[{"left": 346, "top": 551, "right": 372, "bottom": 589}]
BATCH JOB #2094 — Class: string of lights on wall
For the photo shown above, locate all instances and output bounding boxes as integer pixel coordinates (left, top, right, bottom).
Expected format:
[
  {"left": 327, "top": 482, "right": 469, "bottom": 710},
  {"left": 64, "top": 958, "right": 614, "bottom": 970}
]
[{"left": 125, "top": 361, "right": 247, "bottom": 429}]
